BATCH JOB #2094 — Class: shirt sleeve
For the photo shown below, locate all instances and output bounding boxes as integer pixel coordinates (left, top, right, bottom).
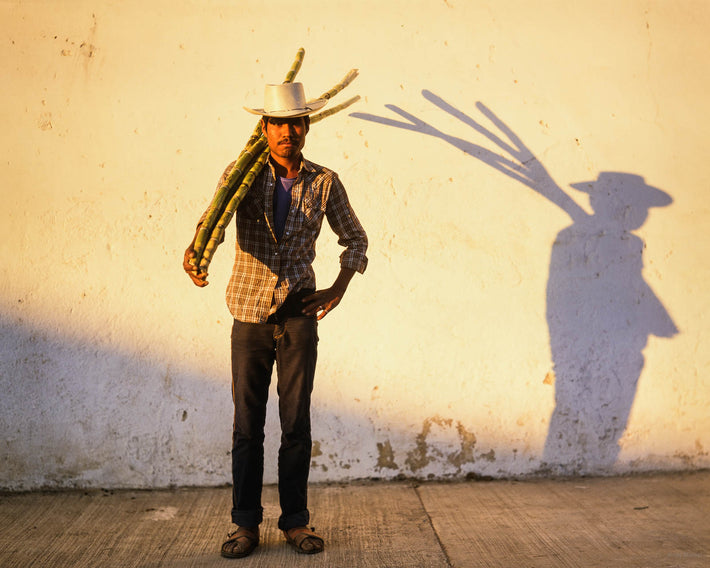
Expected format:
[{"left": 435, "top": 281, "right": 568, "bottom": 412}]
[{"left": 325, "top": 173, "right": 369, "bottom": 274}]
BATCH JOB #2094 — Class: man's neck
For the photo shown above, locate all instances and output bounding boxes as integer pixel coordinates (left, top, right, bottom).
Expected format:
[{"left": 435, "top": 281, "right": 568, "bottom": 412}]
[{"left": 270, "top": 154, "right": 301, "bottom": 179}]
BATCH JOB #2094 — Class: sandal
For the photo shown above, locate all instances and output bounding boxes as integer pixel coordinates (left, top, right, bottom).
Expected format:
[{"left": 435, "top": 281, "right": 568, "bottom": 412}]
[
  {"left": 283, "top": 526, "right": 325, "bottom": 554},
  {"left": 221, "top": 526, "right": 259, "bottom": 558}
]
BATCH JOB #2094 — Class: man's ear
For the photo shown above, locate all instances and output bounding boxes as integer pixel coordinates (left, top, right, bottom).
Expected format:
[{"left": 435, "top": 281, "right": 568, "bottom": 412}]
[
  {"left": 304, "top": 116, "right": 310, "bottom": 133},
  {"left": 261, "top": 117, "right": 268, "bottom": 132}
]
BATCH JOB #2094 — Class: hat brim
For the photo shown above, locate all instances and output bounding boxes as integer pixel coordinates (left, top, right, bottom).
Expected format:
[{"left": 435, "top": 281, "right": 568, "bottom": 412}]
[
  {"left": 244, "top": 98, "right": 328, "bottom": 117},
  {"left": 570, "top": 177, "right": 672, "bottom": 207}
]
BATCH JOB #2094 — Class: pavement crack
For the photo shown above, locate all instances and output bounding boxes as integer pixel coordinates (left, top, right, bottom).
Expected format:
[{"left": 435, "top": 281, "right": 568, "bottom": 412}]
[{"left": 414, "top": 484, "right": 453, "bottom": 567}]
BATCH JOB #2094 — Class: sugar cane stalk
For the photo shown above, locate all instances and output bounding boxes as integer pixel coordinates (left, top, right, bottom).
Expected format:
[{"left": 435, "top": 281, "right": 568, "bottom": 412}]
[
  {"left": 190, "top": 52, "right": 362, "bottom": 275},
  {"left": 189, "top": 49, "right": 306, "bottom": 272},
  {"left": 198, "top": 94, "right": 361, "bottom": 273},
  {"left": 315, "top": 69, "right": 359, "bottom": 101},
  {"left": 190, "top": 136, "right": 268, "bottom": 268},
  {"left": 283, "top": 47, "right": 305, "bottom": 83},
  {"left": 199, "top": 146, "right": 270, "bottom": 271},
  {"left": 311, "top": 95, "right": 361, "bottom": 124}
]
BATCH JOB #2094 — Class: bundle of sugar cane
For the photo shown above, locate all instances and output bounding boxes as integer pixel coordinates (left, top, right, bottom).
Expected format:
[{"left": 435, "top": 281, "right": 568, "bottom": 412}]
[{"left": 188, "top": 48, "right": 360, "bottom": 277}]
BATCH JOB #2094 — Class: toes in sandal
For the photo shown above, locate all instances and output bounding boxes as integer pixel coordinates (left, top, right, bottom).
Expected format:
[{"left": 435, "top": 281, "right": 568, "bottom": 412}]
[
  {"left": 221, "top": 526, "right": 259, "bottom": 558},
  {"left": 284, "top": 526, "right": 325, "bottom": 554}
]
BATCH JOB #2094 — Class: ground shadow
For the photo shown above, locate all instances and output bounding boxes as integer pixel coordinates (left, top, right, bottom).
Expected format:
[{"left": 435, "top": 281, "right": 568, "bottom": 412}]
[{"left": 352, "top": 93, "right": 678, "bottom": 473}]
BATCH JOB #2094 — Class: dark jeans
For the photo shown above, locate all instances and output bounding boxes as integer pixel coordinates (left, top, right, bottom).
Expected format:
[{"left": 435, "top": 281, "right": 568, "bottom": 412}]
[{"left": 230, "top": 290, "right": 318, "bottom": 531}]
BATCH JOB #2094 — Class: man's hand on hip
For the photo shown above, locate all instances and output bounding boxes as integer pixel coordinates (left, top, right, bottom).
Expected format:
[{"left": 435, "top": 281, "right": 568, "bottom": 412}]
[
  {"left": 301, "top": 267, "right": 357, "bottom": 320},
  {"left": 301, "top": 288, "right": 343, "bottom": 320}
]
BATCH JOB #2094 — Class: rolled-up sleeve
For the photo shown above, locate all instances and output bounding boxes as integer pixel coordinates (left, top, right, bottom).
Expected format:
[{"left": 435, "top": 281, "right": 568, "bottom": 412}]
[{"left": 326, "top": 174, "right": 368, "bottom": 274}]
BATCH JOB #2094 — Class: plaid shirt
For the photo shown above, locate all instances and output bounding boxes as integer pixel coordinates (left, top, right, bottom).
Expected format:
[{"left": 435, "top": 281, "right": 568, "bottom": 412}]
[{"left": 207, "top": 155, "right": 368, "bottom": 323}]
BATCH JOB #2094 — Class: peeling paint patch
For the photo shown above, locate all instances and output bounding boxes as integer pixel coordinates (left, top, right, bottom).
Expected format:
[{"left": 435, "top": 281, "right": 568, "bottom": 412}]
[
  {"left": 479, "top": 449, "right": 496, "bottom": 462},
  {"left": 452, "top": 422, "right": 478, "bottom": 468},
  {"left": 311, "top": 441, "right": 326, "bottom": 471},
  {"left": 38, "top": 112, "right": 52, "bottom": 131},
  {"left": 543, "top": 370, "right": 555, "bottom": 385},
  {"left": 405, "top": 416, "right": 477, "bottom": 473},
  {"left": 80, "top": 42, "right": 97, "bottom": 59},
  {"left": 376, "top": 440, "right": 398, "bottom": 470}
]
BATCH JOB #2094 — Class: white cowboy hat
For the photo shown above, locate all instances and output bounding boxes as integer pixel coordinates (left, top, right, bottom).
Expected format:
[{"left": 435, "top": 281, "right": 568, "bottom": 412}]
[{"left": 244, "top": 82, "right": 327, "bottom": 117}]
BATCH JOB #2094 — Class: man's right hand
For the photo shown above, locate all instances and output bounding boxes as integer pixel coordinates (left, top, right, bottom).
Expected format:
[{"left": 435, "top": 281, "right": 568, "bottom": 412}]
[{"left": 183, "top": 244, "right": 209, "bottom": 287}]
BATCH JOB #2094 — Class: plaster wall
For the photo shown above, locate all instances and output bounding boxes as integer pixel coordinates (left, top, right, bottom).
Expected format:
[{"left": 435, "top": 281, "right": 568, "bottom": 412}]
[{"left": 1, "top": 0, "right": 708, "bottom": 490}]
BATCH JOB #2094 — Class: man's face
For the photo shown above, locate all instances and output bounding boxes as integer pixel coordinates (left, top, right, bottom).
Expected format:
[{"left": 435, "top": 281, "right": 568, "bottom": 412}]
[{"left": 262, "top": 116, "right": 309, "bottom": 161}]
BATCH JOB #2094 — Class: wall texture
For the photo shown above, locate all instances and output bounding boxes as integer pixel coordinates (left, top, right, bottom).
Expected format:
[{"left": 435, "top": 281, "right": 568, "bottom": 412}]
[{"left": 1, "top": 0, "right": 708, "bottom": 490}]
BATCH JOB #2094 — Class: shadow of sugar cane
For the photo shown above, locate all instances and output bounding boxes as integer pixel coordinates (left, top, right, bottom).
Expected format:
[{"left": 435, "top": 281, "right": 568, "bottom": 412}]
[
  {"left": 351, "top": 91, "right": 678, "bottom": 474},
  {"left": 350, "top": 91, "right": 565, "bottom": 195}
]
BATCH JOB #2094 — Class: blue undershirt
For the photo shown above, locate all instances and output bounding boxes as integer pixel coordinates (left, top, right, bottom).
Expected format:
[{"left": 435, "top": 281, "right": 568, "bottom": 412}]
[{"left": 273, "top": 175, "right": 295, "bottom": 242}]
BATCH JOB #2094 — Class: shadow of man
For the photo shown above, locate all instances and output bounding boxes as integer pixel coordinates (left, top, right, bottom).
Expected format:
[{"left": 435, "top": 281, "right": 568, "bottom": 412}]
[
  {"left": 352, "top": 93, "right": 678, "bottom": 474},
  {"left": 543, "top": 172, "right": 678, "bottom": 472}
]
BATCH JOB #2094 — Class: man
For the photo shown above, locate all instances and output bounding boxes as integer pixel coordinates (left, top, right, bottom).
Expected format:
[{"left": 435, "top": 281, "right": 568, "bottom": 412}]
[{"left": 183, "top": 82, "right": 368, "bottom": 558}]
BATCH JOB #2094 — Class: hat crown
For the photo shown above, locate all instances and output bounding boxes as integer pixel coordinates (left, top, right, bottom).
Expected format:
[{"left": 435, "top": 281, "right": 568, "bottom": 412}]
[
  {"left": 570, "top": 172, "right": 672, "bottom": 209},
  {"left": 264, "top": 83, "right": 307, "bottom": 114},
  {"left": 244, "top": 82, "right": 327, "bottom": 117}
]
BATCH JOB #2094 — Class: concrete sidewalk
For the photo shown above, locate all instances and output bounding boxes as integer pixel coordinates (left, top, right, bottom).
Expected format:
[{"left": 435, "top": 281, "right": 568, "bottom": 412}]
[{"left": 1, "top": 471, "right": 708, "bottom": 568}]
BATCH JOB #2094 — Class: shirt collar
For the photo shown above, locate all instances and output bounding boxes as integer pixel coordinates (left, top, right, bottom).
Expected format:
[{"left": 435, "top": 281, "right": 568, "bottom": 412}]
[{"left": 266, "top": 154, "right": 315, "bottom": 178}]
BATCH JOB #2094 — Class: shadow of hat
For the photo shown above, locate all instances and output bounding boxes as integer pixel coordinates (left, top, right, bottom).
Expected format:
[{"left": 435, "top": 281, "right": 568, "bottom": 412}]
[{"left": 570, "top": 172, "right": 672, "bottom": 208}]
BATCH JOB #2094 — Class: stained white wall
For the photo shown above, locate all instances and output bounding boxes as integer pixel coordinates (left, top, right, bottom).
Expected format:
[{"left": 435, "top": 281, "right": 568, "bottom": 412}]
[{"left": 1, "top": 0, "right": 708, "bottom": 490}]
